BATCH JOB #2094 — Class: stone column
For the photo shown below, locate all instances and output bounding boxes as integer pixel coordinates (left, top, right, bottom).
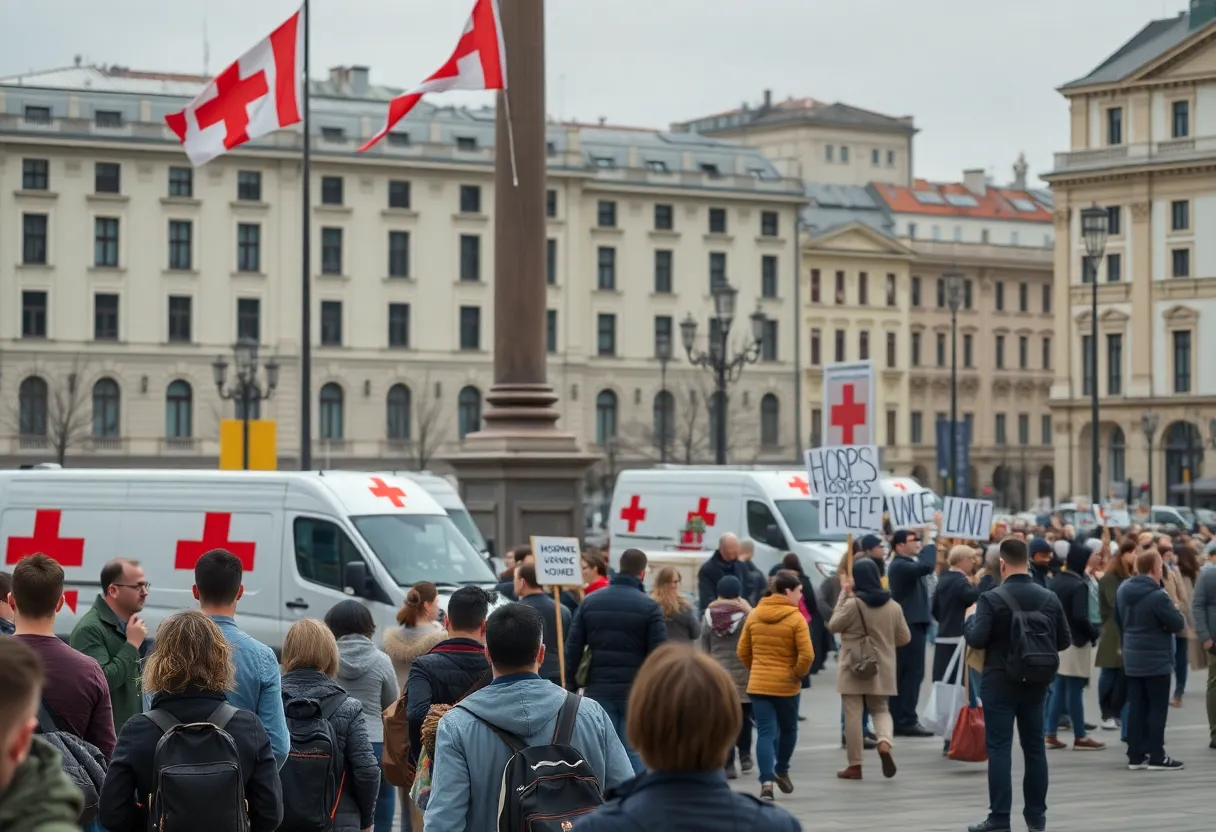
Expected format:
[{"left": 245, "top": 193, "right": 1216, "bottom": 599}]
[{"left": 443, "top": 0, "right": 597, "bottom": 554}]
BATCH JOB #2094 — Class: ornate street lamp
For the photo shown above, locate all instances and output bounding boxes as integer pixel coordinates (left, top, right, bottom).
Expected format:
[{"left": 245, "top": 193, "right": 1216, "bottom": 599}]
[
  {"left": 1141, "top": 411, "right": 1159, "bottom": 506},
  {"left": 944, "top": 270, "right": 965, "bottom": 497},
  {"left": 655, "top": 330, "right": 674, "bottom": 464},
  {"left": 1081, "top": 204, "right": 1109, "bottom": 501},
  {"left": 213, "top": 337, "right": 279, "bottom": 470}
]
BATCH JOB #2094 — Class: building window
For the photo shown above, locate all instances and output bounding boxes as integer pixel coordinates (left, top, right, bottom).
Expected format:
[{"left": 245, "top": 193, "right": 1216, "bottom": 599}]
[
  {"left": 911, "top": 332, "right": 921, "bottom": 366},
  {"left": 911, "top": 276, "right": 921, "bottom": 306},
  {"left": 708, "top": 207, "right": 727, "bottom": 234},
  {"left": 833, "top": 271, "right": 846, "bottom": 305},
  {"left": 95, "top": 162, "right": 120, "bottom": 194},
  {"left": 21, "top": 291, "right": 47, "bottom": 339},
  {"left": 545, "top": 189, "right": 557, "bottom": 218},
  {"left": 760, "top": 394, "right": 780, "bottom": 447},
  {"left": 319, "top": 383, "right": 344, "bottom": 440},
  {"left": 22, "top": 158, "right": 49, "bottom": 191},
  {"left": 386, "top": 384, "right": 411, "bottom": 441},
  {"left": 995, "top": 413, "right": 1007, "bottom": 446},
  {"left": 320, "top": 176, "right": 343, "bottom": 206},
  {"left": 907, "top": 222, "right": 917, "bottom": 240},
  {"left": 654, "top": 315, "right": 673, "bottom": 357},
  {"left": 94, "top": 217, "right": 119, "bottom": 267},
  {"left": 320, "top": 227, "right": 343, "bottom": 275},
  {"left": 92, "top": 379, "right": 121, "bottom": 438},
  {"left": 1173, "top": 330, "right": 1192, "bottom": 393},
  {"left": 841, "top": 146, "right": 850, "bottom": 163},
  {"left": 825, "top": 144, "right": 834, "bottom": 162},
  {"left": 546, "top": 238, "right": 558, "bottom": 285},
  {"left": 547, "top": 309, "right": 558, "bottom": 353},
  {"left": 1018, "top": 413, "right": 1030, "bottom": 446},
  {"left": 388, "top": 180, "right": 411, "bottom": 209},
  {"left": 859, "top": 331, "right": 869, "bottom": 361},
  {"left": 594, "top": 246, "right": 617, "bottom": 290},
  {"left": 1107, "top": 206, "right": 1121, "bottom": 236},
  {"left": 709, "top": 252, "right": 727, "bottom": 291},
  {"left": 1106, "top": 253, "right": 1121, "bottom": 282},
  {"left": 388, "top": 230, "right": 410, "bottom": 277},
  {"left": 1081, "top": 334, "right": 1094, "bottom": 396},
  {"left": 22, "top": 213, "right": 48, "bottom": 265},
  {"left": 597, "top": 200, "right": 617, "bottom": 228},
  {"left": 995, "top": 281, "right": 1005, "bottom": 311},
  {"left": 834, "top": 329, "right": 846, "bottom": 362},
  {"left": 654, "top": 204, "right": 673, "bottom": 230},
  {"left": 1171, "top": 200, "right": 1190, "bottom": 231},
  {"left": 1106, "top": 333, "right": 1123, "bottom": 395},
  {"left": 1018, "top": 335, "right": 1028, "bottom": 370},
  {"left": 1017, "top": 282, "right": 1028, "bottom": 312},
  {"left": 935, "top": 332, "right": 946, "bottom": 367},
  {"left": 458, "top": 386, "right": 481, "bottom": 438},
  {"left": 237, "top": 170, "right": 262, "bottom": 201},
  {"left": 165, "top": 380, "right": 193, "bottom": 439},
  {"left": 595, "top": 390, "right": 618, "bottom": 445},
  {"left": 761, "top": 320, "right": 778, "bottom": 362},
  {"left": 886, "top": 332, "right": 897, "bottom": 368},
  {"left": 810, "top": 329, "right": 821, "bottom": 365},
  {"left": 1106, "top": 107, "right": 1123, "bottom": 145},
  {"left": 1172, "top": 248, "right": 1190, "bottom": 278},
  {"left": 19, "top": 377, "right": 47, "bottom": 437},
  {"left": 320, "top": 300, "right": 342, "bottom": 346},
  {"left": 460, "top": 234, "right": 481, "bottom": 281},
  {"left": 23, "top": 105, "right": 50, "bottom": 124},
  {"left": 168, "top": 220, "right": 193, "bottom": 270},
  {"left": 810, "top": 269, "right": 821, "bottom": 303},
  {"left": 597, "top": 314, "right": 616, "bottom": 356},
  {"left": 168, "top": 295, "right": 192, "bottom": 343},
  {"left": 910, "top": 411, "right": 923, "bottom": 444},
  {"left": 760, "top": 211, "right": 779, "bottom": 237},
  {"left": 456, "top": 136, "right": 478, "bottom": 151},
  {"left": 237, "top": 298, "right": 260, "bottom": 342},
  {"left": 858, "top": 272, "right": 869, "bottom": 305},
  {"left": 1172, "top": 100, "right": 1190, "bottom": 139},
  {"left": 936, "top": 278, "right": 945, "bottom": 308},
  {"left": 885, "top": 274, "right": 896, "bottom": 307},
  {"left": 1042, "top": 336, "right": 1052, "bottom": 370},
  {"left": 1042, "top": 414, "right": 1053, "bottom": 445},
  {"left": 761, "top": 255, "right": 778, "bottom": 298},
  {"left": 1042, "top": 283, "right": 1052, "bottom": 314},
  {"left": 995, "top": 334, "right": 1005, "bottom": 369},
  {"left": 964, "top": 279, "right": 973, "bottom": 309},
  {"left": 94, "top": 293, "right": 119, "bottom": 341},
  {"left": 886, "top": 409, "right": 897, "bottom": 447},
  {"left": 887, "top": 149, "right": 895, "bottom": 166},
  {"left": 237, "top": 223, "right": 261, "bottom": 272},
  {"left": 167, "top": 167, "right": 193, "bottom": 198},
  {"left": 654, "top": 249, "right": 673, "bottom": 293},
  {"left": 963, "top": 333, "right": 973, "bottom": 368},
  {"left": 459, "top": 306, "right": 481, "bottom": 350},
  {"left": 458, "top": 184, "right": 481, "bottom": 214},
  {"left": 387, "top": 302, "right": 410, "bottom": 348}
]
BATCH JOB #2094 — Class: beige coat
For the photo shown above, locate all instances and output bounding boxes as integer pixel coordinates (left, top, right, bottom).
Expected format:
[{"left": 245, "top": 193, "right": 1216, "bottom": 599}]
[
  {"left": 828, "top": 593, "right": 911, "bottom": 696},
  {"left": 382, "top": 622, "right": 446, "bottom": 691}
]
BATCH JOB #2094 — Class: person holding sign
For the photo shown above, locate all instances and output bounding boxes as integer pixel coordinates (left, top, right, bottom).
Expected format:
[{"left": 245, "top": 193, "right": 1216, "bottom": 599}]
[
  {"left": 514, "top": 564, "right": 573, "bottom": 688},
  {"left": 886, "top": 525, "right": 939, "bottom": 737}
]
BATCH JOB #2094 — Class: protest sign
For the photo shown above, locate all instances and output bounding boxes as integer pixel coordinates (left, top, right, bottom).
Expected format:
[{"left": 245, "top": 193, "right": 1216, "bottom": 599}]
[
  {"left": 822, "top": 361, "right": 875, "bottom": 446},
  {"left": 885, "top": 487, "right": 936, "bottom": 530},
  {"left": 530, "top": 536, "right": 582, "bottom": 587},
  {"left": 1102, "top": 500, "right": 1131, "bottom": 528},
  {"left": 804, "top": 445, "right": 883, "bottom": 534},
  {"left": 941, "top": 497, "right": 994, "bottom": 541}
]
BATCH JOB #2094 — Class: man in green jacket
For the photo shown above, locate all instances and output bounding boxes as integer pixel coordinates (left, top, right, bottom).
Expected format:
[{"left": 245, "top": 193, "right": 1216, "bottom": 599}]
[
  {"left": 69, "top": 558, "right": 149, "bottom": 733},
  {"left": 0, "top": 638, "right": 85, "bottom": 832}
]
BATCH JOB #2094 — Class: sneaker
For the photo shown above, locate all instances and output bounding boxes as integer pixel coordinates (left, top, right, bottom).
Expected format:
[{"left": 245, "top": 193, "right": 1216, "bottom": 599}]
[
  {"left": 1100, "top": 718, "right": 1118, "bottom": 731},
  {"left": 1146, "top": 756, "right": 1184, "bottom": 771},
  {"left": 1209, "top": 738, "right": 1216, "bottom": 751},
  {"left": 724, "top": 761, "right": 738, "bottom": 780},
  {"left": 1044, "top": 736, "right": 1067, "bottom": 750},
  {"left": 1073, "top": 737, "right": 1106, "bottom": 751},
  {"left": 740, "top": 754, "right": 754, "bottom": 773},
  {"left": 760, "top": 782, "right": 775, "bottom": 800},
  {"left": 1127, "top": 756, "right": 1149, "bottom": 770},
  {"left": 774, "top": 772, "right": 794, "bottom": 794}
]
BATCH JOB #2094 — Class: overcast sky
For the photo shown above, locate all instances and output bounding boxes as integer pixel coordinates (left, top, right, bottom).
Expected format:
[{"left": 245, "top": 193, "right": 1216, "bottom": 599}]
[{"left": 0, "top": 0, "right": 1186, "bottom": 185}]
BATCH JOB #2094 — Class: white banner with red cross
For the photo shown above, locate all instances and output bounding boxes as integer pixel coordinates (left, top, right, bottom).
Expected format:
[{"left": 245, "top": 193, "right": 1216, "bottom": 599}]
[{"left": 821, "top": 360, "right": 875, "bottom": 447}]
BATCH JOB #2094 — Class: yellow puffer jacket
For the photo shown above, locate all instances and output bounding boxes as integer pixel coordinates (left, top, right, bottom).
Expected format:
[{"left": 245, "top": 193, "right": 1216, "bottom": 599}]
[{"left": 737, "top": 595, "right": 814, "bottom": 697}]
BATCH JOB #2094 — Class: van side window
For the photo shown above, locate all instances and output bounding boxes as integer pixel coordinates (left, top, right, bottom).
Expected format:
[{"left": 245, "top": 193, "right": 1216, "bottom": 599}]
[
  {"left": 746, "top": 500, "right": 779, "bottom": 541},
  {"left": 294, "top": 517, "right": 365, "bottom": 591}
]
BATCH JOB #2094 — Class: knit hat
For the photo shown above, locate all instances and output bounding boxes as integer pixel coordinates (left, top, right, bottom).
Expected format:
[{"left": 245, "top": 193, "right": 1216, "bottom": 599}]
[
  {"left": 1028, "top": 537, "right": 1052, "bottom": 557},
  {"left": 717, "top": 575, "right": 742, "bottom": 599},
  {"left": 859, "top": 534, "right": 883, "bottom": 552}
]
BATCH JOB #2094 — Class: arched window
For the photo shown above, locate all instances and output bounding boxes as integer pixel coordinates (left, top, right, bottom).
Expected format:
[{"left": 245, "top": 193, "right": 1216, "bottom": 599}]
[
  {"left": 92, "top": 378, "right": 120, "bottom": 437},
  {"left": 458, "top": 386, "right": 481, "bottom": 439},
  {"left": 18, "top": 376, "right": 47, "bottom": 436},
  {"left": 319, "top": 383, "right": 344, "bottom": 439},
  {"left": 1108, "top": 425, "right": 1126, "bottom": 486},
  {"left": 652, "top": 390, "right": 675, "bottom": 450},
  {"left": 1038, "top": 465, "right": 1055, "bottom": 501},
  {"left": 595, "top": 390, "right": 618, "bottom": 446},
  {"left": 386, "top": 384, "right": 411, "bottom": 440},
  {"left": 165, "top": 380, "right": 193, "bottom": 438},
  {"left": 760, "top": 393, "right": 780, "bottom": 447}
]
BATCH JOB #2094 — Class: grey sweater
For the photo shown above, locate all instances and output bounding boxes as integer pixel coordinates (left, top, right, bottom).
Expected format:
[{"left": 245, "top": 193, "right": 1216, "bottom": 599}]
[
  {"left": 1193, "top": 562, "right": 1216, "bottom": 645},
  {"left": 335, "top": 634, "right": 399, "bottom": 743}
]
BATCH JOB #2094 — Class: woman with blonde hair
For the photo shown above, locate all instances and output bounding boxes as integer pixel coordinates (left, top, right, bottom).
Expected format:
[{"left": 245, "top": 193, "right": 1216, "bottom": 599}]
[
  {"left": 281, "top": 618, "right": 381, "bottom": 832},
  {"left": 651, "top": 566, "right": 700, "bottom": 643},
  {"left": 98, "top": 610, "right": 283, "bottom": 832}
]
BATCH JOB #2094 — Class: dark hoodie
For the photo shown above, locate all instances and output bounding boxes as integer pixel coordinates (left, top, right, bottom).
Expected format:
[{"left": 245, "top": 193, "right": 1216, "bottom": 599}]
[
  {"left": 697, "top": 551, "right": 739, "bottom": 614},
  {"left": 1051, "top": 544, "right": 1102, "bottom": 648},
  {"left": 0, "top": 736, "right": 83, "bottom": 832},
  {"left": 1115, "top": 575, "right": 1186, "bottom": 678}
]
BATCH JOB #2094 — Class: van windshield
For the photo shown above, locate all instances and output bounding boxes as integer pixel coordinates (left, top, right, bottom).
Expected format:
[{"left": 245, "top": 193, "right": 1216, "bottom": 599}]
[
  {"left": 447, "top": 508, "right": 488, "bottom": 553},
  {"left": 775, "top": 499, "right": 847, "bottom": 543},
  {"left": 352, "top": 514, "right": 497, "bottom": 586}
]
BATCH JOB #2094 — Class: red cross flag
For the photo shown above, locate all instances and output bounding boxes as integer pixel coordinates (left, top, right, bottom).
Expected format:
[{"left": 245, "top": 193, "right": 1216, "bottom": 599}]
[
  {"left": 822, "top": 360, "right": 876, "bottom": 447},
  {"left": 165, "top": 7, "right": 303, "bottom": 166},
  {"left": 359, "top": 0, "right": 506, "bottom": 152}
]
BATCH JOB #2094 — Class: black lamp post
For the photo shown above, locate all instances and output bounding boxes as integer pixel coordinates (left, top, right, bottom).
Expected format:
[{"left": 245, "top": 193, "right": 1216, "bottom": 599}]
[
  {"left": 655, "top": 331, "right": 674, "bottom": 464},
  {"left": 944, "top": 270, "right": 964, "bottom": 497},
  {"left": 1141, "top": 411, "right": 1159, "bottom": 506},
  {"left": 1080, "top": 204, "right": 1109, "bottom": 502},
  {"left": 681, "top": 281, "right": 766, "bottom": 465},
  {"left": 213, "top": 337, "right": 279, "bottom": 470}
]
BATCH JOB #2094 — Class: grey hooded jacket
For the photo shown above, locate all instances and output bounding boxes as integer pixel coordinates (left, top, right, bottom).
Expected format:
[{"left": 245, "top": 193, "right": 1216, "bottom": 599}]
[
  {"left": 335, "top": 634, "right": 399, "bottom": 743},
  {"left": 1192, "top": 562, "right": 1216, "bottom": 646}
]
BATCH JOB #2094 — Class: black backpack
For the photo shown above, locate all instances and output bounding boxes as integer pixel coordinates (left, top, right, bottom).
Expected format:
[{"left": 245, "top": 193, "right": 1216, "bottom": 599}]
[
  {"left": 144, "top": 703, "right": 249, "bottom": 832},
  {"left": 994, "top": 586, "right": 1059, "bottom": 685},
  {"left": 458, "top": 691, "right": 603, "bottom": 832},
  {"left": 279, "top": 694, "right": 347, "bottom": 832},
  {"left": 34, "top": 700, "right": 107, "bottom": 825}
]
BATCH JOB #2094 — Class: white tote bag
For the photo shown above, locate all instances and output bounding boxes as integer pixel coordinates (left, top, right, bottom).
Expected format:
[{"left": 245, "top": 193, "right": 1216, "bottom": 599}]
[{"left": 922, "top": 639, "right": 966, "bottom": 737}]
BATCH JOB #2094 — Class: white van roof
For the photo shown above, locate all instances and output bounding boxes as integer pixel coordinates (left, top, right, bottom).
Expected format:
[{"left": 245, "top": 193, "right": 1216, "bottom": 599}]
[
  {"left": 391, "top": 471, "right": 460, "bottom": 501},
  {"left": 616, "top": 468, "right": 815, "bottom": 500}
]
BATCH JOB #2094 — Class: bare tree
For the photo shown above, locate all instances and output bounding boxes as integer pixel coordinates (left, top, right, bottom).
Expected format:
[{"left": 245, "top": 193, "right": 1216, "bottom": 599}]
[
  {"left": 5, "top": 355, "right": 93, "bottom": 466},
  {"left": 621, "top": 379, "right": 761, "bottom": 464},
  {"left": 411, "top": 372, "right": 449, "bottom": 470}
]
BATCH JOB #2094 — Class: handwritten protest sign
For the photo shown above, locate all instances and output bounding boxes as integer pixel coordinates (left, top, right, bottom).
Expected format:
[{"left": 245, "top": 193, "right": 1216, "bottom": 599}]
[
  {"left": 941, "top": 497, "right": 994, "bottom": 541},
  {"left": 1101, "top": 500, "right": 1131, "bottom": 528},
  {"left": 804, "top": 445, "right": 883, "bottom": 534},
  {"left": 885, "top": 486, "right": 935, "bottom": 530},
  {"left": 530, "top": 536, "right": 583, "bottom": 587}
]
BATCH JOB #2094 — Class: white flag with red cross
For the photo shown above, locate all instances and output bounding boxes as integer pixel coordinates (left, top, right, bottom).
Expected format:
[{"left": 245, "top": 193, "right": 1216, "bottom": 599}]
[
  {"left": 165, "top": 7, "right": 303, "bottom": 166},
  {"left": 821, "top": 360, "right": 875, "bottom": 447}
]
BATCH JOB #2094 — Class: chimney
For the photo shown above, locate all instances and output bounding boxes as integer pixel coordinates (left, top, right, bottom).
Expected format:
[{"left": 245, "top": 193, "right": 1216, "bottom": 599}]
[
  {"left": 74, "top": 54, "right": 82, "bottom": 68},
  {"left": 963, "top": 168, "right": 987, "bottom": 196},
  {"left": 328, "top": 66, "right": 348, "bottom": 88},
  {"left": 1191, "top": 0, "right": 1216, "bottom": 30},
  {"left": 1012, "top": 152, "right": 1029, "bottom": 190},
  {"left": 763, "top": 89, "right": 772, "bottom": 109},
  {"left": 349, "top": 65, "right": 369, "bottom": 96}
]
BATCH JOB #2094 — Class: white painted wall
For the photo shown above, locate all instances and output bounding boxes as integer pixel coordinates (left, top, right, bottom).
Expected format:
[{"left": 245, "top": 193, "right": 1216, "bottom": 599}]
[
  {"left": 1196, "top": 196, "right": 1216, "bottom": 278},
  {"left": 1089, "top": 100, "right": 1101, "bottom": 147},
  {"left": 1151, "top": 91, "right": 1167, "bottom": 143},
  {"left": 1196, "top": 85, "right": 1216, "bottom": 136}
]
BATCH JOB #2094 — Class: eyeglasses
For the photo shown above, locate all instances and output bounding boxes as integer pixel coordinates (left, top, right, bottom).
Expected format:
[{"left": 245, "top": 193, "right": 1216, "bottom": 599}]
[{"left": 114, "top": 582, "right": 152, "bottom": 592}]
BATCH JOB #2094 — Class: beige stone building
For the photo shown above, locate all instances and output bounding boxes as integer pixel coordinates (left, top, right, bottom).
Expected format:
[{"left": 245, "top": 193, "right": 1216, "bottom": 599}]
[{"left": 1045, "top": 3, "right": 1216, "bottom": 505}]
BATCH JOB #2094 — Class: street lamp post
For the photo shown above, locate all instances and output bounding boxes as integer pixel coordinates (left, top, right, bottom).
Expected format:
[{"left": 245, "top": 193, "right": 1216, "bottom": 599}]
[
  {"left": 944, "top": 271, "right": 965, "bottom": 498},
  {"left": 655, "top": 331, "right": 673, "bottom": 465},
  {"left": 681, "top": 281, "right": 766, "bottom": 465},
  {"left": 1080, "top": 204, "right": 1109, "bottom": 503},
  {"left": 213, "top": 337, "right": 280, "bottom": 470},
  {"left": 1141, "top": 411, "right": 1159, "bottom": 506}
]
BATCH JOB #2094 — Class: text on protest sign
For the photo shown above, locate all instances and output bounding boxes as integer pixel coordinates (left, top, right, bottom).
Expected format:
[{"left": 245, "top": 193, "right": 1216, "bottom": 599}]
[
  {"left": 941, "top": 497, "right": 994, "bottom": 541},
  {"left": 530, "top": 536, "right": 583, "bottom": 587},
  {"left": 804, "top": 445, "right": 883, "bottom": 535},
  {"left": 885, "top": 488, "right": 935, "bottom": 530}
]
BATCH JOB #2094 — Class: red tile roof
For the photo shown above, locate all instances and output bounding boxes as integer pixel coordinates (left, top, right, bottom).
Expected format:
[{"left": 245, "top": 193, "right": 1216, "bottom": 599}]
[{"left": 871, "top": 181, "right": 1052, "bottom": 222}]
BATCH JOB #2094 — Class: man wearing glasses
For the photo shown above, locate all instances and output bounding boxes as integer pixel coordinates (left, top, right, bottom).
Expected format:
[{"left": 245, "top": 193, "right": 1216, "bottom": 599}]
[
  {"left": 887, "top": 527, "right": 938, "bottom": 737},
  {"left": 70, "top": 558, "right": 150, "bottom": 734}
]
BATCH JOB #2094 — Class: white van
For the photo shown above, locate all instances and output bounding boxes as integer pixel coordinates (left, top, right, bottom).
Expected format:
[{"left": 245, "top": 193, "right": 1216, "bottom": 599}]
[
  {"left": 383, "top": 471, "right": 491, "bottom": 559},
  {"left": 0, "top": 469, "right": 499, "bottom": 650}
]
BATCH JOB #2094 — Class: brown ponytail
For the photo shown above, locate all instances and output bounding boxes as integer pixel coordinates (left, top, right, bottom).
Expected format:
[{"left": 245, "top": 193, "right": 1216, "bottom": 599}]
[{"left": 397, "top": 581, "right": 439, "bottom": 627}]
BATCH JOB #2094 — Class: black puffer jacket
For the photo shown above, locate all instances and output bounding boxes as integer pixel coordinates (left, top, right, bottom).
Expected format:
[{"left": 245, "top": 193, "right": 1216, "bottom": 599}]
[
  {"left": 280, "top": 669, "right": 380, "bottom": 832},
  {"left": 404, "top": 637, "right": 490, "bottom": 766},
  {"left": 564, "top": 574, "right": 668, "bottom": 704},
  {"left": 1051, "top": 545, "right": 1102, "bottom": 649},
  {"left": 698, "top": 552, "right": 740, "bottom": 613}
]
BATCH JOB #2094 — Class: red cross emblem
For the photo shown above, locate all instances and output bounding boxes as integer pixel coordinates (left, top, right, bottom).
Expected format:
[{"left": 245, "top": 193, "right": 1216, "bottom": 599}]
[
  {"left": 892, "top": 481, "right": 907, "bottom": 492},
  {"left": 195, "top": 63, "right": 270, "bottom": 150},
  {"left": 175, "top": 513, "right": 257, "bottom": 571},
  {"left": 619, "top": 495, "right": 647, "bottom": 532},
  {"left": 5, "top": 510, "right": 85, "bottom": 567},
  {"left": 788, "top": 476, "right": 810, "bottom": 495},
  {"left": 368, "top": 477, "right": 407, "bottom": 507},
  {"left": 687, "top": 498, "right": 717, "bottom": 528},
  {"left": 830, "top": 383, "right": 868, "bottom": 445},
  {"left": 62, "top": 590, "right": 78, "bottom": 614}
]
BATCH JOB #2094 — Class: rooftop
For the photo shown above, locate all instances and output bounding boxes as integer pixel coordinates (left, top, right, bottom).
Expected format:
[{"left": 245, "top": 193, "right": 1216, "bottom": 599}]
[
  {"left": 1061, "top": 7, "right": 1214, "bottom": 90},
  {"left": 670, "top": 89, "right": 916, "bottom": 136},
  {"left": 870, "top": 178, "right": 1053, "bottom": 223}
]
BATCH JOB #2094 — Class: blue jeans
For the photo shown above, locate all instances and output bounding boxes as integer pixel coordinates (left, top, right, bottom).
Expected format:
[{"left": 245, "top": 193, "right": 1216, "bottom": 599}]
[
  {"left": 1045, "top": 675, "right": 1087, "bottom": 739},
  {"left": 981, "top": 679, "right": 1048, "bottom": 829},
  {"left": 598, "top": 699, "right": 643, "bottom": 774},
  {"left": 1174, "top": 636, "right": 1188, "bottom": 697},
  {"left": 369, "top": 742, "right": 396, "bottom": 832},
  {"left": 751, "top": 694, "right": 799, "bottom": 783}
]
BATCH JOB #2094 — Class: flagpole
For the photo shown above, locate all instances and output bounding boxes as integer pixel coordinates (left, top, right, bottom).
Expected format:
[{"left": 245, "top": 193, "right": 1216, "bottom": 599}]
[
  {"left": 501, "top": 88, "right": 520, "bottom": 188},
  {"left": 300, "top": 0, "right": 313, "bottom": 470}
]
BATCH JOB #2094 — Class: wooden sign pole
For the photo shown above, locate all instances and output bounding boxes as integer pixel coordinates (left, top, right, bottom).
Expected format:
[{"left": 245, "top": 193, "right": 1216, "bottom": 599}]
[
  {"left": 553, "top": 587, "right": 567, "bottom": 689},
  {"left": 846, "top": 533, "right": 854, "bottom": 577}
]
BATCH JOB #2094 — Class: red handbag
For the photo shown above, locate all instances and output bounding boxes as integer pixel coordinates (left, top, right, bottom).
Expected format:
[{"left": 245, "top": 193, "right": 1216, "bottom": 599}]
[{"left": 947, "top": 653, "right": 987, "bottom": 763}]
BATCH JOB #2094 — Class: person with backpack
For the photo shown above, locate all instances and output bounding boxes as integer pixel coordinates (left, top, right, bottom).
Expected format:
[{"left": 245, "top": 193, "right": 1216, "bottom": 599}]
[
  {"left": 97, "top": 610, "right": 283, "bottom": 832},
  {"left": 963, "top": 538, "right": 1070, "bottom": 832},
  {"left": 280, "top": 618, "right": 380, "bottom": 832},
  {"left": 1044, "top": 542, "right": 1105, "bottom": 751},
  {"left": 700, "top": 575, "right": 753, "bottom": 779},
  {"left": 423, "top": 603, "right": 633, "bottom": 832},
  {"left": 326, "top": 601, "right": 399, "bottom": 832}
]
